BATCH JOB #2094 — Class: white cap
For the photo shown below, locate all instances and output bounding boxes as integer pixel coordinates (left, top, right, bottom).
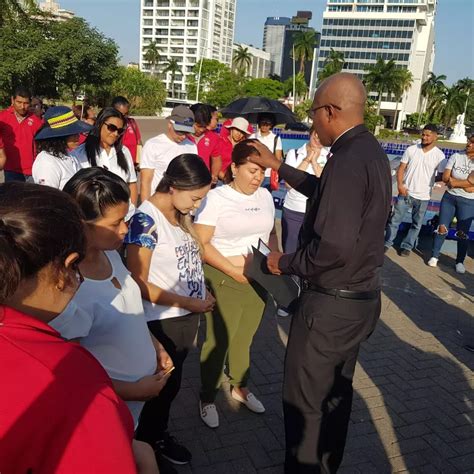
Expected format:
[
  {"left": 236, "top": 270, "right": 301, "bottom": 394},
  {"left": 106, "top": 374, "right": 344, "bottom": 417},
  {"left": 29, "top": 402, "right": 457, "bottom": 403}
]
[{"left": 225, "top": 117, "right": 250, "bottom": 135}]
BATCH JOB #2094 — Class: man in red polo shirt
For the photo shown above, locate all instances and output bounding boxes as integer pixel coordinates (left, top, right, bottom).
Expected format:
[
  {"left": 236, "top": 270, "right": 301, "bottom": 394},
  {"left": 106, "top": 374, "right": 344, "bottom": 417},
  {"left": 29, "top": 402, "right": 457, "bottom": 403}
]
[
  {"left": 112, "top": 96, "right": 142, "bottom": 167},
  {"left": 189, "top": 103, "right": 222, "bottom": 184},
  {"left": 0, "top": 86, "right": 43, "bottom": 182}
]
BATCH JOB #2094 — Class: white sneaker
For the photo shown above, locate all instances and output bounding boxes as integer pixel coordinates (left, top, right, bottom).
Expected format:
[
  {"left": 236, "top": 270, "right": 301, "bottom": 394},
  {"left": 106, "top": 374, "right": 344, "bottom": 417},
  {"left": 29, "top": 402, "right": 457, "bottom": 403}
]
[
  {"left": 199, "top": 401, "right": 219, "bottom": 428},
  {"left": 231, "top": 389, "right": 265, "bottom": 414},
  {"left": 427, "top": 257, "right": 438, "bottom": 267},
  {"left": 276, "top": 308, "right": 290, "bottom": 317},
  {"left": 455, "top": 263, "right": 466, "bottom": 274}
]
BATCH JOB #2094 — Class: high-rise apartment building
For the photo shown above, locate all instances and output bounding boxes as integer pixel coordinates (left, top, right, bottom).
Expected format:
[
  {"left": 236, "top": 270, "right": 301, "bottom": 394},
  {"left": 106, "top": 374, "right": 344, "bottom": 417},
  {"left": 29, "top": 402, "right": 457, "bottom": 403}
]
[
  {"left": 318, "top": 0, "right": 437, "bottom": 128},
  {"left": 263, "top": 17, "right": 291, "bottom": 76},
  {"left": 140, "top": 0, "right": 236, "bottom": 100}
]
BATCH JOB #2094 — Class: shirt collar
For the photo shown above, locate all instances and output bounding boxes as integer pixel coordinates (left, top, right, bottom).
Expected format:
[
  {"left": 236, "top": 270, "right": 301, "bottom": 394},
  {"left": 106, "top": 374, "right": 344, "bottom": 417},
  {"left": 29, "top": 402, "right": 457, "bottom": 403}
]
[{"left": 329, "top": 124, "right": 368, "bottom": 154}]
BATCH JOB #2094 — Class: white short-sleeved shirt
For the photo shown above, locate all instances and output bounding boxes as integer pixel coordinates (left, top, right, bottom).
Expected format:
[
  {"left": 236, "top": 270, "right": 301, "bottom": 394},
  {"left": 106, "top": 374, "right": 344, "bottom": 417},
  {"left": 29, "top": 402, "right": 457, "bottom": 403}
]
[
  {"left": 32, "top": 151, "right": 81, "bottom": 190},
  {"left": 125, "top": 201, "right": 206, "bottom": 321},
  {"left": 250, "top": 131, "right": 283, "bottom": 177},
  {"left": 72, "top": 143, "right": 137, "bottom": 183},
  {"left": 194, "top": 184, "right": 275, "bottom": 257},
  {"left": 400, "top": 144, "right": 446, "bottom": 200},
  {"left": 283, "top": 144, "right": 330, "bottom": 213},
  {"left": 140, "top": 134, "right": 197, "bottom": 194},
  {"left": 49, "top": 250, "right": 157, "bottom": 427},
  {"left": 445, "top": 152, "right": 474, "bottom": 199}
]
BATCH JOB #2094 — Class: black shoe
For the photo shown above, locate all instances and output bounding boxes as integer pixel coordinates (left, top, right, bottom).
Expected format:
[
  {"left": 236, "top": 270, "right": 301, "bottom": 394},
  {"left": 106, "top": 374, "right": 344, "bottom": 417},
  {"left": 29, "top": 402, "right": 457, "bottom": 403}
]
[
  {"left": 400, "top": 249, "right": 411, "bottom": 257},
  {"left": 156, "top": 433, "right": 191, "bottom": 465}
]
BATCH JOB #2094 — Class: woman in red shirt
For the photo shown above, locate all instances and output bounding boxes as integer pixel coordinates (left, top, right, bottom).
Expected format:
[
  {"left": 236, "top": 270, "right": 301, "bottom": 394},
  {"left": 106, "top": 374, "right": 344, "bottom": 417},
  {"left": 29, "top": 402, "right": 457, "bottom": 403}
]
[{"left": 0, "top": 183, "right": 154, "bottom": 474}]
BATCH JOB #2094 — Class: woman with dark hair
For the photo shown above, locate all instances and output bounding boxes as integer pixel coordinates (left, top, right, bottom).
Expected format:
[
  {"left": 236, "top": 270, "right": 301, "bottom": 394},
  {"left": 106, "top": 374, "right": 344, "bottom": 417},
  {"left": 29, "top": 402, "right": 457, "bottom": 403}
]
[
  {"left": 72, "top": 107, "right": 138, "bottom": 205},
  {"left": 49, "top": 167, "right": 172, "bottom": 431},
  {"left": 194, "top": 139, "right": 278, "bottom": 428},
  {"left": 0, "top": 182, "right": 138, "bottom": 473},
  {"left": 32, "top": 106, "right": 91, "bottom": 189},
  {"left": 125, "top": 154, "right": 215, "bottom": 468}
]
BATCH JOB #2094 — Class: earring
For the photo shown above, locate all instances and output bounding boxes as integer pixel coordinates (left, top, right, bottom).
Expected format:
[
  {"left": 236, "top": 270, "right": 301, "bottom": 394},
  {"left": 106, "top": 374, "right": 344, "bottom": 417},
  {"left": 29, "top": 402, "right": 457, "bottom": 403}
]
[{"left": 232, "top": 174, "right": 236, "bottom": 178}]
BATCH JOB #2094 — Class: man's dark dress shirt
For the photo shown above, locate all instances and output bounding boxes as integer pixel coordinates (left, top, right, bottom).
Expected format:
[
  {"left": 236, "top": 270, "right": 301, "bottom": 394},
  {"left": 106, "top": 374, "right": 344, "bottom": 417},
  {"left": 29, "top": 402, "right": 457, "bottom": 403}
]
[{"left": 278, "top": 124, "right": 392, "bottom": 292}]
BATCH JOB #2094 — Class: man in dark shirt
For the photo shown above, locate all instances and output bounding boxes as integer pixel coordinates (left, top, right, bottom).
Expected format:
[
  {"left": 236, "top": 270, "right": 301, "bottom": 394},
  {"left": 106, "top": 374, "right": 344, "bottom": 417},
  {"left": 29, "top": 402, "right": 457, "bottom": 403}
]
[{"left": 251, "top": 73, "right": 392, "bottom": 473}]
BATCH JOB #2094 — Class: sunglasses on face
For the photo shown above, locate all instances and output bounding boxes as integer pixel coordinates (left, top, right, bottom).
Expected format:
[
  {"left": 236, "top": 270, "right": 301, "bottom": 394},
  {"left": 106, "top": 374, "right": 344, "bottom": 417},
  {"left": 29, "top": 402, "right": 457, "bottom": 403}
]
[
  {"left": 104, "top": 122, "right": 126, "bottom": 135},
  {"left": 308, "top": 103, "right": 342, "bottom": 120}
]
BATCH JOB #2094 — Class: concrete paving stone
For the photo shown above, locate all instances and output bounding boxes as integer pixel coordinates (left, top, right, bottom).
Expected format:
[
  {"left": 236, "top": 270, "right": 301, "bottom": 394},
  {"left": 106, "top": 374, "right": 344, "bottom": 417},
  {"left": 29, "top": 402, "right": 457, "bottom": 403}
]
[
  {"left": 422, "top": 433, "right": 459, "bottom": 458},
  {"left": 206, "top": 446, "right": 247, "bottom": 464},
  {"left": 390, "top": 452, "right": 428, "bottom": 471},
  {"left": 231, "top": 457, "right": 258, "bottom": 473},
  {"left": 451, "top": 424, "right": 474, "bottom": 441},
  {"left": 448, "top": 452, "right": 474, "bottom": 473},
  {"left": 256, "top": 466, "right": 284, "bottom": 474},
  {"left": 450, "top": 439, "right": 474, "bottom": 456},
  {"left": 244, "top": 442, "right": 278, "bottom": 469},
  {"left": 219, "top": 431, "right": 258, "bottom": 448},
  {"left": 254, "top": 427, "right": 284, "bottom": 452},
  {"left": 398, "top": 422, "right": 432, "bottom": 439}
]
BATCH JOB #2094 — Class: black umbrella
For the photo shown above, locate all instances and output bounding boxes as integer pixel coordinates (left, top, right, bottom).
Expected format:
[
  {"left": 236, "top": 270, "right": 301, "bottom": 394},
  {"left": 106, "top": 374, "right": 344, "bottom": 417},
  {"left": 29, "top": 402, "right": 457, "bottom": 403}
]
[{"left": 220, "top": 97, "right": 297, "bottom": 125}]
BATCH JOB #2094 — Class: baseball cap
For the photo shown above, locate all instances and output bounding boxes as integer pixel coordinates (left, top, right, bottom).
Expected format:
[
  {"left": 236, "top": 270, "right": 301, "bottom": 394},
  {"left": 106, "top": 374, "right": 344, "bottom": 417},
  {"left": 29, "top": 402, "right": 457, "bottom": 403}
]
[
  {"left": 167, "top": 105, "right": 195, "bottom": 133},
  {"left": 225, "top": 117, "right": 250, "bottom": 135}
]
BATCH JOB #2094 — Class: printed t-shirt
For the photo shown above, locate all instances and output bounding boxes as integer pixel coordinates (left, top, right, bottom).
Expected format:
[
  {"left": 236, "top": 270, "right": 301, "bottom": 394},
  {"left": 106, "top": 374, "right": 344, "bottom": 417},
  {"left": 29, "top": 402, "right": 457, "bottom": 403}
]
[
  {"left": 125, "top": 200, "right": 206, "bottom": 321},
  {"left": 0, "top": 107, "right": 43, "bottom": 175},
  {"left": 140, "top": 134, "right": 197, "bottom": 194},
  {"left": 32, "top": 150, "right": 81, "bottom": 190},
  {"left": 194, "top": 184, "right": 275, "bottom": 257},
  {"left": 0, "top": 305, "right": 136, "bottom": 474},
  {"left": 49, "top": 250, "right": 157, "bottom": 427},
  {"left": 401, "top": 144, "right": 445, "bottom": 200},
  {"left": 445, "top": 152, "right": 474, "bottom": 199}
]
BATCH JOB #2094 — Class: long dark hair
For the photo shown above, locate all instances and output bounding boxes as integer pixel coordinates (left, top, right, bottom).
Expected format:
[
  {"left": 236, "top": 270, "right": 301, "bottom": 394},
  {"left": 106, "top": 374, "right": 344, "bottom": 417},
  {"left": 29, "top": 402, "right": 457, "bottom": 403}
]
[
  {"left": 35, "top": 131, "right": 69, "bottom": 159},
  {"left": 63, "top": 167, "right": 130, "bottom": 222},
  {"left": 224, "top": 139, "right": 261, "bottom": 183},
  {"left": 0, "top": 182, "right": 86, "bottom": 304},
  {"left": 84, "top": 107, "right": 129, "bottom": 174},
  {"left": 156, "top": 154, "right": 211, "bottom": 248}
]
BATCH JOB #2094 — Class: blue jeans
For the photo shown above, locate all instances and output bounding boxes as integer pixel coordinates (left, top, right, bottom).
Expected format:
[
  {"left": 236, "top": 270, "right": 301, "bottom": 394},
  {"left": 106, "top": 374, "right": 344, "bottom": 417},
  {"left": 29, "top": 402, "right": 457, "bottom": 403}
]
[
  {"left": 385, "top": 195, "right": 429, "bottom": 251},
  {"left": 282, "top": 207, "right": 305, "bottom": 254},
  {"left": 4, "top": 171, "right": 33, "bottom": 183},
  {"left": 432, "top": 192, "right": 474, "bottom": 263}
]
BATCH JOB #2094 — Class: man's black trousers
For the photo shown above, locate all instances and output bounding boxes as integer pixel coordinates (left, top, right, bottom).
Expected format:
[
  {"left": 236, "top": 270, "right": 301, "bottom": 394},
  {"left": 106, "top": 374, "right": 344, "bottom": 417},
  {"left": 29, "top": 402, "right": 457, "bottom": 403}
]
[{"left": 283, "top": 289, "right": 381, "bottom": 473}]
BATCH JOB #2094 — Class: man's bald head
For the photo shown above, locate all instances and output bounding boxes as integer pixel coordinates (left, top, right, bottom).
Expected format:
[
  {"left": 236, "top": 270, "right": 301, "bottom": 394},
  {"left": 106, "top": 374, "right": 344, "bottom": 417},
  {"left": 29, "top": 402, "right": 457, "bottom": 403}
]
[{"left": 310, "top": 73, "right": 367, "bottom": 146}]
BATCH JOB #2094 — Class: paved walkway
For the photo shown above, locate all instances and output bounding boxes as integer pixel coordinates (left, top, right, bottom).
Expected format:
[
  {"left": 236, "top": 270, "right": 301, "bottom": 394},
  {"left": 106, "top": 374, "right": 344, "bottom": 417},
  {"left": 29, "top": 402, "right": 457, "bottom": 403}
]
[{"left": 168, "top": 240, "right": 474, "bottom": 474}]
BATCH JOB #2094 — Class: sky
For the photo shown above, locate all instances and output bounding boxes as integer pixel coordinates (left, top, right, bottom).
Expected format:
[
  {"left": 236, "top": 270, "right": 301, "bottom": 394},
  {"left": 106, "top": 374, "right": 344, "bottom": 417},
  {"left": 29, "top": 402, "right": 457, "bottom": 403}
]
[{"left": 59, "top": 0, "right": 473, "bottom": 85}]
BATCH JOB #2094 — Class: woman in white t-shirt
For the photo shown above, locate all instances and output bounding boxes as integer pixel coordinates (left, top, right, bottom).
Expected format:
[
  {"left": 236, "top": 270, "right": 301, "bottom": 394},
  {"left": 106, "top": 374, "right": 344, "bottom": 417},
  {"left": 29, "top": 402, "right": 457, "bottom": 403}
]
[
  {"left": 49, "top": 167, "right": 172, "bottom": 430},
  {"left": 282, "top": 130, "right": 329, "bottom": 254},
  {"left": 428, "top": 135, "right": 474, "bottom": 274},
  {"left": 125, "top": 154, "right": 214, "bottom": 467},
  {"left": 33, "top": 106, "right": 91, "bottom": 189},
  {"left": 194, "top": 139, "right": 278, "bottom": 429},
  {"left": 71, "top": 107, "right": 138, "bottom": 205}
]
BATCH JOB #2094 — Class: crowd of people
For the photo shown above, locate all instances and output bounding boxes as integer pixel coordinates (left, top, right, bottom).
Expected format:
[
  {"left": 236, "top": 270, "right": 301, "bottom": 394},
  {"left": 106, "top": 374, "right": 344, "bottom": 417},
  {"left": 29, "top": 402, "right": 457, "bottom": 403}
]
[{"left": 0, "top": 74, "right": 473, "bottom": 474}]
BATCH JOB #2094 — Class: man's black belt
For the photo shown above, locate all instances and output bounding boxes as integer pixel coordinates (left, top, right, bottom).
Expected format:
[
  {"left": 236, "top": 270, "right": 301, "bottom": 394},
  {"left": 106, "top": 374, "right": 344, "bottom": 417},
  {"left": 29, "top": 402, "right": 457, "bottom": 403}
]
[{"left": 301, "top": 280, "right": 380, "bottom": 300}]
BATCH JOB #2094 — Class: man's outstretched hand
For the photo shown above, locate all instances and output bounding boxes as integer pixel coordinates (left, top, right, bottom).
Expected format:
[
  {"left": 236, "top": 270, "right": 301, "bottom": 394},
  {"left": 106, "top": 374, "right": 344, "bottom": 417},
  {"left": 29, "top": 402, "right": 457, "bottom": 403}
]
[
  {"left": 267, "top": 251, "right": 283, "bottom": 275},
  {"left": 248, "top": 140, "right": 282, "bottom": 171}
]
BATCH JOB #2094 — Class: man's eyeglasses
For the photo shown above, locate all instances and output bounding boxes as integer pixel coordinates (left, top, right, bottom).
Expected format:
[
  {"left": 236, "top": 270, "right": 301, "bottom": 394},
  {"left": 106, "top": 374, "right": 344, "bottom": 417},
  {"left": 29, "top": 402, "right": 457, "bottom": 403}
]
[
  {"left": 104, "top": 122, "right": 126, "bottom": 135},
  {"left": 308, "top": 103, "right": 342, "bottom": 120}
]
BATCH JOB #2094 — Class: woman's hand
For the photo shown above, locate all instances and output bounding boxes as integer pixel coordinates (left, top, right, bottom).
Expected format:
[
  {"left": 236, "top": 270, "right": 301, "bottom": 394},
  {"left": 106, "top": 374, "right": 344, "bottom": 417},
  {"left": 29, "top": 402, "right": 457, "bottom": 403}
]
[
  {"left": 184, "top": 292, "right": 216, "bottom": 313},
  {"left": 136, "top": 370, "right": 172, "bottom": 400},
  {"left": 229, "top": 265, "right": 249, "bottom": 284}
]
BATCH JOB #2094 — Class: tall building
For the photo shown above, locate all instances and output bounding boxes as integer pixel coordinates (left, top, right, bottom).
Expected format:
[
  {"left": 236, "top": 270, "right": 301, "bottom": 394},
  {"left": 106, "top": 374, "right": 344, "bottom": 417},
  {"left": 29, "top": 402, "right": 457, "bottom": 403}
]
[
  {"left": 263, "top": 12, "right": 319, "bottom": 84},
  {"left": 318, "top": 0, "right": 437, "bottom": 128},
  {"left": 140, "top": 0, "right": 236, "bottom": 101},
  {"left": 232, "top": 43, "right": 271, "bottom": 79},
  {"left": 263, "top": 17, "right": 291, "bottom": 77},
  {"left": 37, "top": 0, "right": 75, "bottom": 21}
]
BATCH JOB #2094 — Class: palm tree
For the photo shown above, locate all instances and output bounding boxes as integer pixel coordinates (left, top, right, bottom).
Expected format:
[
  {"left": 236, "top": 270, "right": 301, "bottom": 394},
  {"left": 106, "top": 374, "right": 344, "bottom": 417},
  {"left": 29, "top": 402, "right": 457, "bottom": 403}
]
[
  {"left": 232, "top": 45, "right": 252, "bottom": 76},
  {"left": 143, "top": 41, "right": 161, "bottom": 76},
  {"left": 432, "top": 86, "right": 468, "bottom": 130},
  {"left": 420, "top": 72, "right": 447, "bottom": 119},
  {"left": 0, "top": 0, "right": 37, "bottom": 26},
  {"left": 363, "top": 58, "right": 399, "bottom": 116},
  {"left": 455, "top": 77, "right": 473, "bottom": 116},
  {"left": 293, "top": 30, "right": 317, "bottom": 76},
  {"left": 318, "top": 49, "right": 345, "bottom": 82},
  {"left": 162, "top": 58, "right": 182, "bottom": 98},
  {"left": 392, "top": 68, "right": 414, "bottom": 130}
]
